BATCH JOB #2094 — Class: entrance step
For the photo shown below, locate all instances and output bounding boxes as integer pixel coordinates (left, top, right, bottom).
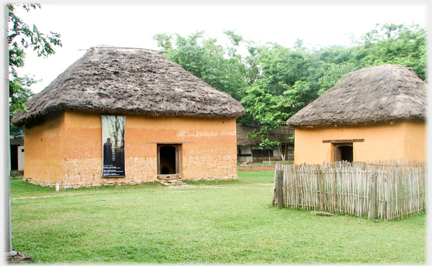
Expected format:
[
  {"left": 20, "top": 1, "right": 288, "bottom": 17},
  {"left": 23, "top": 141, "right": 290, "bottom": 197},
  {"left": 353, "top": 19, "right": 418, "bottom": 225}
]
[
  {"left": 11, "top": 170, "right": 24, "bottom": 178},
  {"left": 157, "top": 174, "right": 181, "bottom": 180},
  {"left": 159, "top": 179, "right": 184, "bottom": 186},
  {"left": 157, "top": 174, "right": 183, "bottom": 185}
]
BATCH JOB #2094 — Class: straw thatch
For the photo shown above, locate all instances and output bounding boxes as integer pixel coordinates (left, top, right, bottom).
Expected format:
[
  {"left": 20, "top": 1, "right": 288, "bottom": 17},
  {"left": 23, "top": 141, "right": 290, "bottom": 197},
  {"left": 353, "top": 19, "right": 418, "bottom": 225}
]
[
  {"left": 12, "top": 47, "right": 245, "bottom": 127},
  {"left": 286, "top": 65, "right": 427, "bottom": 127}
]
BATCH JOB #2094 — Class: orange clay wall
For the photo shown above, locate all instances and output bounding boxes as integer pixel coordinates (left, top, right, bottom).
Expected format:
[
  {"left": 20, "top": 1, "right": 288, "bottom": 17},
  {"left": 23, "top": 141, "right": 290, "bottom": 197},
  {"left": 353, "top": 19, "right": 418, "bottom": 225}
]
[
  {"left": 402, "top": 121, "right": 427, "bottom": 161},
  {"left": 24, "top": 113, "right": 65, "bottom": 185},
  {"left": 24, "top": 111, "right": 238, "bottom": 188},
  {"left": 294, "top": 121, "right": 425, "bottom": 165}
]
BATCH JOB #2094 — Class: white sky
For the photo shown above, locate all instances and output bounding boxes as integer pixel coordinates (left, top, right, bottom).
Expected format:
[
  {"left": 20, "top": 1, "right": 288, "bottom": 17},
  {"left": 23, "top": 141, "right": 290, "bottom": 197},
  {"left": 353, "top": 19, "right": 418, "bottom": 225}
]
[{"left": 13, "top": 3, "right": 427, "bottom": 93}]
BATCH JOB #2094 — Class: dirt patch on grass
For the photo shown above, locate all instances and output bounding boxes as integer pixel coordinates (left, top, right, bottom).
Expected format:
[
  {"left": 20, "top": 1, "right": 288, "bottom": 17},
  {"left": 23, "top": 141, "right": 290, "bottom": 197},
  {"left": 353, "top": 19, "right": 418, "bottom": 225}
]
[{"left": 7, "top": 251, "right": 32, "bottom": 263}]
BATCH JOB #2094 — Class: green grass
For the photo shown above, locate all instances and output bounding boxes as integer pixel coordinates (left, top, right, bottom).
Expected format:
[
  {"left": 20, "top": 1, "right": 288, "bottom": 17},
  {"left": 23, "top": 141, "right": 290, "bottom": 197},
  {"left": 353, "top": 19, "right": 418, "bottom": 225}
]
[{"left": 10, "top": 171, "right": 426, "bottom": 263}]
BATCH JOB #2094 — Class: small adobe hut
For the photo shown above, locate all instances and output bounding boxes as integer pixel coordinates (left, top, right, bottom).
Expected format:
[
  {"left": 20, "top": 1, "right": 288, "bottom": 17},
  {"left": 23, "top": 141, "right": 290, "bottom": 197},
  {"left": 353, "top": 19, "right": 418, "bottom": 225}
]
[
  {"left": 286, "top": 65, "right": 426, "bottom": 164},
  {"left": 12, "top": 47, "right": 245, "bottom": 188}
]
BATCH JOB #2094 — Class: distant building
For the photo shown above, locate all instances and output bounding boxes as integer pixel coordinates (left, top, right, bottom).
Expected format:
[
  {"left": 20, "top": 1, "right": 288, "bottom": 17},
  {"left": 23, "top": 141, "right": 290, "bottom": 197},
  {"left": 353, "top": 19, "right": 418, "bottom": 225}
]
[
  {"left": 287, "top": 65, "right": 426, "bottom": 164},
  {"left": 236, "top": 124, "right": 294, "bottom": 163},
  {"left": 10, "top": 134, "right": 24, "bottom": 172},
  {"left": 12, "top": 47, "right": 245, "bottom": 188}
]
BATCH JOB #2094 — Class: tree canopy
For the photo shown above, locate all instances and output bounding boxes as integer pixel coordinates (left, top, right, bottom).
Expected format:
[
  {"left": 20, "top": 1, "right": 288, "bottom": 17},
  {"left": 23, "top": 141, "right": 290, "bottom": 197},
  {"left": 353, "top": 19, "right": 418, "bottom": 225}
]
[
  {"left": 153, "top": 31, "right": 248, "bottom": 101},
  {"left": 8, "top": 3, "right": 62, "bottom": 135},
  {"left": 154, "top": 23, "right": 426, "bottom": 129},
  {"left": 154, "top": 23, "right": 426, "bottom": 150}
]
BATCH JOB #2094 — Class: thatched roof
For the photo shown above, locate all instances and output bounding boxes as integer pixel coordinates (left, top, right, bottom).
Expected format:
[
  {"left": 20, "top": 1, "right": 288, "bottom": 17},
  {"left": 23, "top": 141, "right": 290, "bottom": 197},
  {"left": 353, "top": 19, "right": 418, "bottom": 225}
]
[
  {"left": 287, "top": 65, "right": 427, "bottom": 127},
  {"left": 12, "top": 47, "right": 245, "bottom": 127},
  {"left": 237, "top": 124, "right": 294, "bottom": 145}
]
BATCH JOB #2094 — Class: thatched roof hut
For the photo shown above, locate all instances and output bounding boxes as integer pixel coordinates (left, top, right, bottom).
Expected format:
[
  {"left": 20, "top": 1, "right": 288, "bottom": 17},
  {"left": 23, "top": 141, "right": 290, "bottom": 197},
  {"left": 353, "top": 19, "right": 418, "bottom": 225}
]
[
  {"left": 14, "top": 46, "right": 244, "bottom": 188},
  {"left": 286, "top": 65, "right": 426, "bottom": 127},
  {"left": 12, "top": 47, "right": 245, "bottom": 127}
]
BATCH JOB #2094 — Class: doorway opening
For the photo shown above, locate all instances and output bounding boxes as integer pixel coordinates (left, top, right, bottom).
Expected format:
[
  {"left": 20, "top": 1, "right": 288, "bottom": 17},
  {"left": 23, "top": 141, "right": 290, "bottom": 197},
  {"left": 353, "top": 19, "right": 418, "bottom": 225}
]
[
  {"left": 157, "top": 144, "right": 181, "bottom": 179},
  {"left": 333, "top": 143, "right": 353, "bottom": 162},
  {"left": 10, "top": 145, "right": 18, "bottom": 171}
]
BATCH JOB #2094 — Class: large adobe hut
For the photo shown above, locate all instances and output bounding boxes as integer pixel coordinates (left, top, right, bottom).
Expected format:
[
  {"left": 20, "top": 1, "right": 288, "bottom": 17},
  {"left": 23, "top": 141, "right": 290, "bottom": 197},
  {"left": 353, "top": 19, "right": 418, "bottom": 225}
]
[
  {"left": 286, "top": 64, "right": 426, "bottom": 165},
  {"left": 12, "top": 47, "right": 245, "bottom": 188}
]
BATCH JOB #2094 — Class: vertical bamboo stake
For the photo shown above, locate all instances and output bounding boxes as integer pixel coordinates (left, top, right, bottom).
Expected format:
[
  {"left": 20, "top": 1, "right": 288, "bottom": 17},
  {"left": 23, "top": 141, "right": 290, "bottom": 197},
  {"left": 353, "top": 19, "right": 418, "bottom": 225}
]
[
  {"left": 294, "top": 165, "right": 296, "bottom": 207},
  {"left": 417, "top": 168, "right": 421, "bottom": 211},
  {"left": 369, "top": 169, "right": 378, "bottom": 220},
  {"left": 271, "top": 164, "right": 279, "bottom": 205},
  {"left": 317, "top": 165, "right": 324, "bottom": 211},
  {"left": 276, "top": 169, "right": 283, "bottom": 209},
  {"left": 290, "top": 164, "right": 294, "bottom": 208},
  {"left": 283, "top": 165, "right": 288, "bottom": 207},
  {"left": 385, "top": 170, "right": 390, "bottom": 220}
]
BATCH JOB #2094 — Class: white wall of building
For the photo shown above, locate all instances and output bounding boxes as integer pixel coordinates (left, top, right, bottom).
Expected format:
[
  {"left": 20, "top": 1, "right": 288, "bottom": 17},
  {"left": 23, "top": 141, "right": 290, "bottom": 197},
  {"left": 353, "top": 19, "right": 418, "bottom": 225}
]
[
  {"left": 18, "top": 146, "right": 24, "bottom": 171},
  {"left": 239, "top": 146, "right": 251, "bottom": 155}
]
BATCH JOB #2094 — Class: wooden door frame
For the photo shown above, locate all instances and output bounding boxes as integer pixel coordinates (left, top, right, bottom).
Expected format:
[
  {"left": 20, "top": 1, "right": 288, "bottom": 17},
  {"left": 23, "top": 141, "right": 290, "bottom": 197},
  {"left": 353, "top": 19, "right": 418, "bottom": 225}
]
[
  {"left": 157, "top": 144, "right": 181, "bottom": 178},
  {"left": 333, "top": 143, "right": 353, "bottom": 162},
  {"left": 323, "top": 139, "right": 363, "bottom": 162}
]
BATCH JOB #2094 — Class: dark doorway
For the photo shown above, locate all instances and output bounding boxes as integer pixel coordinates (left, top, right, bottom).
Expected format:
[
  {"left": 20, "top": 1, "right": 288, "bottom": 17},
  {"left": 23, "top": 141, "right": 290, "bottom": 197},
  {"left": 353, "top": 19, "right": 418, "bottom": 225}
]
[
  {"left": 339, "top": 146, "right": 353, "bottom": 162},
  {"left": 157, "top": 144, "right": 181, "bottom": 176},
  {"left": 160, "top": 146, "right": 176, "bottom": 174},
  {"left": 334, "top": 144, "right": 353, "bottom": 162},
  {"left": 10, "top": 145, "right": 18, "bottom": 171}
]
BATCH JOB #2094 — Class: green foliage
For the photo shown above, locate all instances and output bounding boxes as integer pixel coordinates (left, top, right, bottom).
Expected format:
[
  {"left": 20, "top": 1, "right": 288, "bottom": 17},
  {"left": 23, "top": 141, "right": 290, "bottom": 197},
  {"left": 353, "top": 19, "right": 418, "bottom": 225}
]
[
  {"left": 242, "top": 22, "right": 426, "bottom": 127},
  {"left": 9, "top": 69, "right": 35, "bottom": 114},
  {"left": 259, "top": 138, "right": 280, "bottom": 150},
  {"left": 283, "top": 80, "right": 318, "bottom": 115},
  {"left": 241, "top": 83, "right": 290, "bottom": 125},
  {"left": 153, "top": 31, "right": 247, "bottom": 101},
  {"left": 8, "top": 3, "right": 62, "bottom": 134},
  {"left": 8, "top": 3, "right": 62, "bottom": 76},
  {"left": 288, "top": 134, "right": 295, "bottom": 142},
  {"left": 317, "top": 62, "right": 359, "bottom": 95},
  {"left": 354, "top": 23, "right": 427, "bottom": 81},
  {"left": 152, "top": 23, "right": 426, "bottom": 133},
  {"left": 258, "top": 44, "right": 312, "bottom": 96},
  {"left": 9, "top": 69, "right": 35, "bottom": 137}
]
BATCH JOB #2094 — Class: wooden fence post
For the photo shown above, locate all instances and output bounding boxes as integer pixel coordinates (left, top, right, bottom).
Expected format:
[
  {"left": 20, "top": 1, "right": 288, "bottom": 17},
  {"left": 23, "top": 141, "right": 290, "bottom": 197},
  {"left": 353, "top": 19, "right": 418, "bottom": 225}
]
[
  {"left": 369, "top": 169, "right": 378, "bottom": 219},
  {"left": 271, "top": 165, "right": 278, "bottom": 205},
  {"left": 317, "top": 165, "right": 325, "bottom": 211},
  {"left": 276, "top": 169, "right": 284, "bottom": 208}
]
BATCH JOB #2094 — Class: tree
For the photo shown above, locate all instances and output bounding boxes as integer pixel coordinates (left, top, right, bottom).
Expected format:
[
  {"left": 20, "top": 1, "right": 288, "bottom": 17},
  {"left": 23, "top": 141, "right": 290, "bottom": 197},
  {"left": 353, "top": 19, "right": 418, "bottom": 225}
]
[
  {"left": 153, "top": 31, "right": 247, "bottom": 101},
  {"left": 259, "top": 138, "right": 280, "bottom": 164},
  {"left": 7, "top": 4, "right": 62, "bottom": 256},
  {"left": 152, "top": 23, "right": 426, "bottom": 164},
  {"left": 243, "top": 42, "right": 261, "bottom": 85},
  {"left": 353, "top": 23, "right": 426, "bottom": 81},
  {"left": 152, "top": 23, "right": 426, "bottom": 127},
  {"left": 8, "top": 3, "right": 62, "bottom": 135},
  {"left": 240, "top": 83, "right": 291, "bottom": 161},
  {"left": 257, "top": 44, "right": 312, "bottom": 96},
  {"left": 317, "top": 62, "right": 358, "bottom": 95}
]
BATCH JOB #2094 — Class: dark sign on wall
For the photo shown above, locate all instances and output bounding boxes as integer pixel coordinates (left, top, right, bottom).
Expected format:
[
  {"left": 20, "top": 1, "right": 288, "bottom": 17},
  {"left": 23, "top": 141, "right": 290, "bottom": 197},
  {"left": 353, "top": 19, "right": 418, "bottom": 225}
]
[{"left": 102, "top": 115, "right": 126, "bottom": 178}]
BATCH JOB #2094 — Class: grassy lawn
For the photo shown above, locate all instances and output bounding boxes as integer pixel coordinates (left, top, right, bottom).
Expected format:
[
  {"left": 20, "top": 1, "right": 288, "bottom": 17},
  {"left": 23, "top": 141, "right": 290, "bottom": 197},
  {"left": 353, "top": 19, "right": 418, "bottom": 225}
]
[{"left": 10, "top": 171, "right": 426, "bottom": 264}]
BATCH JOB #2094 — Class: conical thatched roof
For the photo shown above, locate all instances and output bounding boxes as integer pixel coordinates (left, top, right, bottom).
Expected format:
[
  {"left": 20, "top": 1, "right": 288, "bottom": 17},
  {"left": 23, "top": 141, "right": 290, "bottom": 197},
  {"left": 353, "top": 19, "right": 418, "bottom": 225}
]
[
  {"left": 287, "top": 65, "right": 427, "bottom": 127},
  {"left": 12, "top": 47, "right": 245, "bottom": 127}
]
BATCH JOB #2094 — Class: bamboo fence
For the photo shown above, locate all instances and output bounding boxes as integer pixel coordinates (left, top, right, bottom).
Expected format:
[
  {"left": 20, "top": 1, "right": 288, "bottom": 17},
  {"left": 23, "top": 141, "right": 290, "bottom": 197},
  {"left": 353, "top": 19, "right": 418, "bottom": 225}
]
[{"left": 272, "top": 160, "right": 426, "bottom": 220}]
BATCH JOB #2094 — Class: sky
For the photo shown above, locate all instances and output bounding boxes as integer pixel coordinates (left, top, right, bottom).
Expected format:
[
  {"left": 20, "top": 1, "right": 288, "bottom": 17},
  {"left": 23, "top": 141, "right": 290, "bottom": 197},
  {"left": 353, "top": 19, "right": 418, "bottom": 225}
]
[{"left": 13, "top": 2, "right": 428, "bottom": 94}]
